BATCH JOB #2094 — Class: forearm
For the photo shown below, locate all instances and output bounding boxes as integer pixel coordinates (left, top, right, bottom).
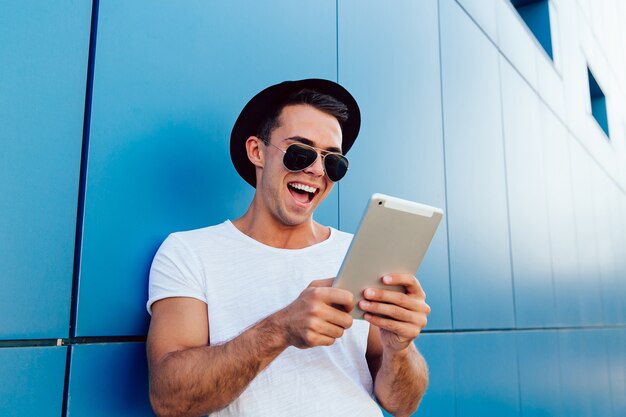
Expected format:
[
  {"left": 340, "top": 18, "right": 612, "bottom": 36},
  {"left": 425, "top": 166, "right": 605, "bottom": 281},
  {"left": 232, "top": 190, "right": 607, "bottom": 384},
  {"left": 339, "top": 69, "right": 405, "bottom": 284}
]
[
  {"left": 374, "top": 344, "right": 428, "bottom": 417},
  {"left": 149, "top": 313, "right": 287, "bottom": 417}
]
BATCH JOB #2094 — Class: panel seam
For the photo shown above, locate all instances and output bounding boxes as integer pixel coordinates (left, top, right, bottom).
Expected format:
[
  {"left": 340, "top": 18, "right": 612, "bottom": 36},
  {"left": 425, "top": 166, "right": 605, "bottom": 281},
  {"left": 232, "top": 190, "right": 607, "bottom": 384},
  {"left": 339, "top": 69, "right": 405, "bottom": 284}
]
[
  {"left": 497, "top": 52, "right": 519, "bottom": 330},
  {"left": 437, "top": 2, "right": 458, "bottom": 416},
  {"left": 454, "top": 0, "right": 626, "bottom": 196},
  {"left": 336, "top": 0, "right": 341, "bottom": 230},
  {"left": 437, "top": 0, "right": 455, "bottom": 333},
  {"left": 62, "top": 1, "right": 100, "bottom": 415}
]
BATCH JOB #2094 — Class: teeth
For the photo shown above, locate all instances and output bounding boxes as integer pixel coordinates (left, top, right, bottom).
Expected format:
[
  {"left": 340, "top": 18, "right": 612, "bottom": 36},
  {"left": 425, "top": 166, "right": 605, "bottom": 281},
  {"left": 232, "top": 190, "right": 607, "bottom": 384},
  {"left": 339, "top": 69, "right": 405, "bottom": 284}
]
[{"left": 289, "top": 183, "right": 317, "bottom": 194}]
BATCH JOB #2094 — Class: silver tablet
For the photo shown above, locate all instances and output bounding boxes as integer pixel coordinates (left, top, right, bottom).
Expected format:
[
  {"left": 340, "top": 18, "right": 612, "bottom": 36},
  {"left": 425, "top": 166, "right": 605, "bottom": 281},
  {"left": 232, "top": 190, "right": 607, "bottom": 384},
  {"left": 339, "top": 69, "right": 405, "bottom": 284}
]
[{"left": 333, "top": 193, "right": 443, "bottom": 319}]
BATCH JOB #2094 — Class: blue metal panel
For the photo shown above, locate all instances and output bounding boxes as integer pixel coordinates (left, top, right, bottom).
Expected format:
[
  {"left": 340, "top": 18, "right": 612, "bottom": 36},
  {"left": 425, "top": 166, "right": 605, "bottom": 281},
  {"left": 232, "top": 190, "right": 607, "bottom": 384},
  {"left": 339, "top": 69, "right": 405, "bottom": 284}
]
[
  {"left": 454, "top": 332, "right": 520, "bottom": 417},
  {"left": 568, "top": 141, "right": 604, "bottom": 325},
  {"left": 541, "top": 113, "right": 582, "bottom": 326},
  {"left": 413, "top": 334, "right": 455, "bottom": 417},
  {"left": 440, "top": 0, "right": 515, "bottom": 330},
  {"left": 337, "top": 0, "right": 451, "bottom": 330},
  {"left": 381, "top": 334, "right": 454, "bottom": 417},
  {"left": 500, "top": 58, "right": 556, "bottom": 327},
  {"left": 516, "top": 331, "right": 562, "bottom": 416},
  {"left": 0, "top": 1, "right": 91, "bottom": 338},
  {"left": 0, "top": 346, "right": 66, "bottom": 417},
  {"left": 77, "top": 0, "right": 338, "bottom": 336},
  {"left": 610, "top": 192, "right": 626, "bottom": 325},
  {"left": 591, "top": 171, "right": 622, "bottom": 325},
  {"left": 605, "top": 329, "right": 626, "bottom": 416},
  {"left": 67, "top": 342, "right": 152, "bottom": 416},
  {"left": 495, "top": 0, "right": 538, "bottom": 89},
  {"left": 558, "top": 329, "right": 613, "bottom": 417},
  {"left": 455, "top": 0, "right": 498, "bottom": 42}
]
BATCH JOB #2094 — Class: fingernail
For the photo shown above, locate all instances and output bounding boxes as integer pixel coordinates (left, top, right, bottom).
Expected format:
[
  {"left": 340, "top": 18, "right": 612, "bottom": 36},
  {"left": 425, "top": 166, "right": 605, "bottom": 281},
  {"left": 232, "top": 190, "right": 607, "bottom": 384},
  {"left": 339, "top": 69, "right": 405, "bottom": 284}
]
[
  {"left": 365, "top": 289, "right": 375, "bottom": 297},
  {"left": 360, "top": 300, "right": 370, "bottom": 308},
  {"left": 383, "top": 275, "right": 392, "bottom": 283}
]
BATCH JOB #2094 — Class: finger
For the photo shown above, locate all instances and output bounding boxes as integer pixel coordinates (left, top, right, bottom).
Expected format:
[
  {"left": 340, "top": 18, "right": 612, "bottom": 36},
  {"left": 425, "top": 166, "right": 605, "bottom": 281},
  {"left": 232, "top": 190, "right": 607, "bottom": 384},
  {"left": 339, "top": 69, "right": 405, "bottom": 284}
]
[
  {"left": 382, "top": 274, "right": 425, "bottom": 297},
  {"left": 362, "top": 287, "right": 422, "bottom": 311},
  {"left": 311, "top": 287, "right": 355, "bottom": 309},
  {"left": 317, "top": 335, "right": 337, "bottom": 346},
  {"left": 305, "top": 333, "right": 336, "bottom": 347},
  {"left": 319, "top": 303, "right": 353, "bottom": 329},
  {"left": 364, "top": 313, "right": 426, "bottom": 339},
  {"left": 359, "top": 300, "right": 419, "bottom": 323},
  {"left": 305, "top": 290, "right": 353, "bottom": 328},
  {"left": 308, "top": 278, "right": 335, "bottom": 288},
  {"left": 311, "top": 318, "right": 348, "bottom": 339}
]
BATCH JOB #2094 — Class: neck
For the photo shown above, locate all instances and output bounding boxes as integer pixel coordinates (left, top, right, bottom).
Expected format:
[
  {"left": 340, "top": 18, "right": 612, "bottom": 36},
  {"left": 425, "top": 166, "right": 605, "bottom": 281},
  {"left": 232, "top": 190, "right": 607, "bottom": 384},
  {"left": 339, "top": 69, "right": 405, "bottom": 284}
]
[{"left": 232, "top": 197, "right": 330, "bottom": 249}]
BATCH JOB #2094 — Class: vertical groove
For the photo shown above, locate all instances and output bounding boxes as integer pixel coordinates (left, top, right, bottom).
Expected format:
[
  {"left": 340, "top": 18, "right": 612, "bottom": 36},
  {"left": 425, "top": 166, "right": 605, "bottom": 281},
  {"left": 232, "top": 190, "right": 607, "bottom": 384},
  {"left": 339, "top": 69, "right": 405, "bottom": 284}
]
[
  {"left": 69, "top": 0, "right": 100, "bottom": 339},
  {"left": 496, "top": 52, "right": 519, "bottom": 329},
  {"left": 436, "top": 2, "right": 458, "bottom": 417},
  {"left": 336, "top": 0, "right": 341, "bottom": 230},
  {"left": 566, "top": 138, "right": 584, "bottom": 326},
  {"left": 496, "top": 37, "right": 523, "bottom": 417},
  {"left": 336, "top": 0, "right": 339, "bottom": 83},
  {"left": 62, "top": 0, "right": 100, "bottom": 415},
  {"left": 540, "top": 114, "right": 559, "bottom": 325},
  {"left": 436, "top": 0, "right": 455, "bottom": 331},
  {"left": 61, "top": 345, "right": 73, "bottom": 417}
]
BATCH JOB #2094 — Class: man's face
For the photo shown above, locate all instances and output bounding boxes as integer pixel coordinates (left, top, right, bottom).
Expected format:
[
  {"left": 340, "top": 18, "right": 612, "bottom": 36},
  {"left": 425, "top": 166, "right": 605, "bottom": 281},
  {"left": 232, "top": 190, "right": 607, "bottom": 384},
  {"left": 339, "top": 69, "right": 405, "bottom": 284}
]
[{"left": 257, "top": 104, "right": 343, "bottom": 227}]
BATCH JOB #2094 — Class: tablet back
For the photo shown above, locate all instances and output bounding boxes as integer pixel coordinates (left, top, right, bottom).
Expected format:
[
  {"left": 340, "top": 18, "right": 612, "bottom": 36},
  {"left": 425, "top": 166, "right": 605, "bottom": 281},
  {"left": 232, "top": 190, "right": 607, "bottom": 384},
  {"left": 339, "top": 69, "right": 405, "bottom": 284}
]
[{"left": 334, "top": 193, "right": 443, "bottom": 319}]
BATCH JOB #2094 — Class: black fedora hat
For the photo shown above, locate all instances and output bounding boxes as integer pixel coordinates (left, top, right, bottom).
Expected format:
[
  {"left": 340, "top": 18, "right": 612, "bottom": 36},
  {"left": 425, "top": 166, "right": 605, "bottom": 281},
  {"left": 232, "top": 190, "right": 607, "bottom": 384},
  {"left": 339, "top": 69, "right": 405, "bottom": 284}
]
[{"left": 230, "top": 78, "right": 361, "bottom": 187}]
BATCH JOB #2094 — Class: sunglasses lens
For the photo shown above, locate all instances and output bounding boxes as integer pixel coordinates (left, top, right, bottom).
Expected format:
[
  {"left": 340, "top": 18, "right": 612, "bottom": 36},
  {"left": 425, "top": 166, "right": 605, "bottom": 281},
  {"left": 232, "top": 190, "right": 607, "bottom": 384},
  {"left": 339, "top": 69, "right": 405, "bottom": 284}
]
[
  {"left": 282, "top": 143, "right": 349, "bottom": 182},
  {"left": 324, "top": 154, "right": 349, "bottom": 182},
  {"left": 283, "top": 144, "right": 318, "bottom": 171}
]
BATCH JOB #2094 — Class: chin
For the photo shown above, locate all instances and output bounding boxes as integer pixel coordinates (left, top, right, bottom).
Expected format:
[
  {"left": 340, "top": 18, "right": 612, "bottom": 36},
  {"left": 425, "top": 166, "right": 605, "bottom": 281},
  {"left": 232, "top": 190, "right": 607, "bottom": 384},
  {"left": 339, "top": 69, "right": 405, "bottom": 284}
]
[
  {"left": 280, "top": 210, "right": 313, "bottom": 227},
  {"left": 276, "top": 204, "right": 316, "bottom": 227}
]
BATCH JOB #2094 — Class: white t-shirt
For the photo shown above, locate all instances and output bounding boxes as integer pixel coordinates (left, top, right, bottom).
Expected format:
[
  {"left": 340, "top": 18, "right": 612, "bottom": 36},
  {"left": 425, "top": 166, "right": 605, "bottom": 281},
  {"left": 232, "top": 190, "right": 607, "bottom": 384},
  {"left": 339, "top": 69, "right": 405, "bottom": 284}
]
[{"left": 147, "top": 220, "right": 382, "bottom": 417}]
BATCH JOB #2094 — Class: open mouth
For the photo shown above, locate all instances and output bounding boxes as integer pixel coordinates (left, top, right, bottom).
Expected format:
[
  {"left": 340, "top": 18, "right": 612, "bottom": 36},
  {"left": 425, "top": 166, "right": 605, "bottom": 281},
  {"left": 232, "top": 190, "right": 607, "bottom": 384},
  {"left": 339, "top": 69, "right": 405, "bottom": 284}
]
[{"left": 288, "top": 182, "right": 318, "bottom": 204}]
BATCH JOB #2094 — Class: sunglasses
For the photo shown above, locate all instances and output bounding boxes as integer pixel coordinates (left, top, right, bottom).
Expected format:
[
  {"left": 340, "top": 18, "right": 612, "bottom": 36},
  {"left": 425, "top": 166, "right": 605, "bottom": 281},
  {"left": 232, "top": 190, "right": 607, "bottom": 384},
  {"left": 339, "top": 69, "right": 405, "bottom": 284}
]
[{"left": 262, "top": 139, "right": 349, "bottom": 182}]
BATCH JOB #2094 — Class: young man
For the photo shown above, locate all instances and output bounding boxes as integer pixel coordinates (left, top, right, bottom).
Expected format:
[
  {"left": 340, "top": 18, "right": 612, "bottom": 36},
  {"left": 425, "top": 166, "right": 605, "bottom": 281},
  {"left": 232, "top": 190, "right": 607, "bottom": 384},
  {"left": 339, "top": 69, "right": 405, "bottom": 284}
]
[{"left": 146, "top": 79, "right": 430, "bottom": 417}]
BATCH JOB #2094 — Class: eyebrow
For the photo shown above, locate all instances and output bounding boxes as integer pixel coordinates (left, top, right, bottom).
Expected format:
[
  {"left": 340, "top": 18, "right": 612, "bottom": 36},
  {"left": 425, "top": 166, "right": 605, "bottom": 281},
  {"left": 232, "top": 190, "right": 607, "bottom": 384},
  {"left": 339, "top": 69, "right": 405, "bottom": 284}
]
[{"left": 284, "top": 136, "right": 343, "bottom": 154}]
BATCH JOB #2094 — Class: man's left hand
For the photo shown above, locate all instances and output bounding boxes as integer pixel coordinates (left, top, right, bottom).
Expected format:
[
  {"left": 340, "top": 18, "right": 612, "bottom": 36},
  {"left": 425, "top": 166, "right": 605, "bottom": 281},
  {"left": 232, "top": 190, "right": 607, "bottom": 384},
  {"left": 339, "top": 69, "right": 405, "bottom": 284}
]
[{"left": 359, "top": 274, "right": 430, "bottom": 352}]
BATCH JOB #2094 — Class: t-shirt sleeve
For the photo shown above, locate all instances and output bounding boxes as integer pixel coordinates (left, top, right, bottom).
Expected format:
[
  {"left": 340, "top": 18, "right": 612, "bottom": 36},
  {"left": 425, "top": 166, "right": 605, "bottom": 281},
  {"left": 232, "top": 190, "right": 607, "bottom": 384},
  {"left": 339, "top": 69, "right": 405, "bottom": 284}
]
[{"left": 146, "top": 233, "right": 206, "bottom": 315}]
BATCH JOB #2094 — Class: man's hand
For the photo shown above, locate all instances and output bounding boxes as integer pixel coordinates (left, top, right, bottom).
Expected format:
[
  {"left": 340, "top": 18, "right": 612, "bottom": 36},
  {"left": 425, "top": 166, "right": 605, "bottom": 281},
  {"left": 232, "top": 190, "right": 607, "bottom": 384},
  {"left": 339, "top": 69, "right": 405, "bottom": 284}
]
[
  {"left": 277, "top": 278, "right": 355, "bottom": 349},
  {"left": 147, "top": 279, "right": 354, "bottom": 417},
  {"left": 360, "top": 274, "right": 430, "bottom": 352}
]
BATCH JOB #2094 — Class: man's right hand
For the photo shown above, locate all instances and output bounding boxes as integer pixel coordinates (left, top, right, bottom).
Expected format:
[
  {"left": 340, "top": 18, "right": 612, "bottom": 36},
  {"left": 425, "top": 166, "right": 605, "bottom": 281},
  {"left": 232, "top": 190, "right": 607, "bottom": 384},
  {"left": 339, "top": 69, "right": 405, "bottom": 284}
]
[{"left": 276, "top": 278, "right": 355, "bottom": 349}]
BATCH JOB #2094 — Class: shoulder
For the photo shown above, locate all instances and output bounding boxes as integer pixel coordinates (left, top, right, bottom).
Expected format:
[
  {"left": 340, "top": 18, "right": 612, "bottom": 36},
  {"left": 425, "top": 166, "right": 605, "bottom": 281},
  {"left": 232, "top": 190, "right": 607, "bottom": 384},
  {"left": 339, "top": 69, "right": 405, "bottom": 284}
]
[
  {"left": 154, "top": 221, "right": 236, "bottom": 263},
  {"left": 169, "top": 220, "right": 233, "bottom": 243},
  {"left": 163, "top": 220, "right": 242, "bottom": 250},
  {"left": 330, "top": 227, "right": 354, "bottom": 245},
  {"left": 321, "top": 227, "right": 353, "bottom": 254}
]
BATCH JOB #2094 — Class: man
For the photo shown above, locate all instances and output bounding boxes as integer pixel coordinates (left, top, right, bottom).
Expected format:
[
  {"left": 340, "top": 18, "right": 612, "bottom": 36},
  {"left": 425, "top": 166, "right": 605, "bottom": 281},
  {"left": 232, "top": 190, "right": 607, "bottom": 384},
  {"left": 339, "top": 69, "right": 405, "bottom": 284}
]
[{"left": 146, "top": 79, "right": 430, "bottom": 417}]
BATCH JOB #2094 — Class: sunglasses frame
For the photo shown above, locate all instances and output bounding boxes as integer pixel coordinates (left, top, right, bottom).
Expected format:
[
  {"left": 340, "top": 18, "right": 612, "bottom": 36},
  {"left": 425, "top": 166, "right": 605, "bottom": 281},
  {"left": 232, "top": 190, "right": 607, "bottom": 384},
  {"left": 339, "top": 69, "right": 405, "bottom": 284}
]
[{"left": 260, "top": 138, "right": 349, "bottom": 182}]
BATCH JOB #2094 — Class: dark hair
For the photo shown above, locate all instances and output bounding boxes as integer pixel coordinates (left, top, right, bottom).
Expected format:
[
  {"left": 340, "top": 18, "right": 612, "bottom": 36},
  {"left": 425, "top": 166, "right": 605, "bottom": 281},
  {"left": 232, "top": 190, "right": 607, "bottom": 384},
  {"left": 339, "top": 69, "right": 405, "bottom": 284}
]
[{"left": 256, "top": 89, "right": 349, "bottom": 142}]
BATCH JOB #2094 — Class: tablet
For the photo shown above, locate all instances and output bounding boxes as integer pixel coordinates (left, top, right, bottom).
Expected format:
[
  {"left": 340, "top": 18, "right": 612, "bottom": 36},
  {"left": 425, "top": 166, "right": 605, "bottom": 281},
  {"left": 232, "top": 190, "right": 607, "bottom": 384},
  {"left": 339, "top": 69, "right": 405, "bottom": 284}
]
[{"left": 333, "top": 193, "right": 443, "bottom": 319}]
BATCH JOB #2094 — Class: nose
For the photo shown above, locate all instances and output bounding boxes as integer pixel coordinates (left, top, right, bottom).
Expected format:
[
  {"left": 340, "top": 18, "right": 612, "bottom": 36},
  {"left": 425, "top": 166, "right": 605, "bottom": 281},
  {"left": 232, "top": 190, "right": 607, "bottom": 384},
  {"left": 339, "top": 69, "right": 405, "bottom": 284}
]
[{"left": 303, "top": 152, "right": 325, "bottom": 177}]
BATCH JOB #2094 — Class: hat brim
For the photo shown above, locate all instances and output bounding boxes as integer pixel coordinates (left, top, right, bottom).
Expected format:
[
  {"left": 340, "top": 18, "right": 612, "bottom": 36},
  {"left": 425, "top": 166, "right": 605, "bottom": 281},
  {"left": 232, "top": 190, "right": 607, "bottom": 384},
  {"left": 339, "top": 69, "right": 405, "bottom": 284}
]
[{"left": 230, "top": 78, "right": 361, "bottom": 187}]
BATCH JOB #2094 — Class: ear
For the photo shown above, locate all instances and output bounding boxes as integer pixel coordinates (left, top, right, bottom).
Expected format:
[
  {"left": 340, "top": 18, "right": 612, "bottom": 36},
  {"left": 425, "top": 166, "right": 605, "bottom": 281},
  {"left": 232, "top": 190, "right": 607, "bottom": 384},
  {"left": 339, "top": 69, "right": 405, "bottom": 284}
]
[{"left": 245, "top": 136, "right": 265, "bottom": 168}]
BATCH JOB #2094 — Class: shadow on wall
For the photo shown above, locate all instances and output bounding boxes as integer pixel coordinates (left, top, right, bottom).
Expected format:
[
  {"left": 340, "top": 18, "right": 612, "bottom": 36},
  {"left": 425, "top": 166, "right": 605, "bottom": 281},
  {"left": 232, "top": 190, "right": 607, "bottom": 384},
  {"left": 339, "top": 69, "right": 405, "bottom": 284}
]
[{"left": 78, "top": 114, "right": 252, "bottom": 337}]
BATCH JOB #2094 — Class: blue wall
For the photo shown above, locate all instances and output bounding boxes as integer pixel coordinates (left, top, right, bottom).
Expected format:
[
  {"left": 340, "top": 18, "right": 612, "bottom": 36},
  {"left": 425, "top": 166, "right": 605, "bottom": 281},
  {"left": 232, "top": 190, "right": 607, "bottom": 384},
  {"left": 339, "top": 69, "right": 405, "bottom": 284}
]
[{"left": 2, "top": 0, "right": 625, "bottom": 416}]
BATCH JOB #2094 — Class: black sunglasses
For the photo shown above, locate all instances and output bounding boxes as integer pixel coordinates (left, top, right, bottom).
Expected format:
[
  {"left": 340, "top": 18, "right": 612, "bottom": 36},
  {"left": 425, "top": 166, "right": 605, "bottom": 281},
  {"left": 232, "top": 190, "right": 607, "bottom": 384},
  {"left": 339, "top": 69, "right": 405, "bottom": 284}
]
[{"left": 262, "top": 139, "right": 349, "bottom": 182}]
